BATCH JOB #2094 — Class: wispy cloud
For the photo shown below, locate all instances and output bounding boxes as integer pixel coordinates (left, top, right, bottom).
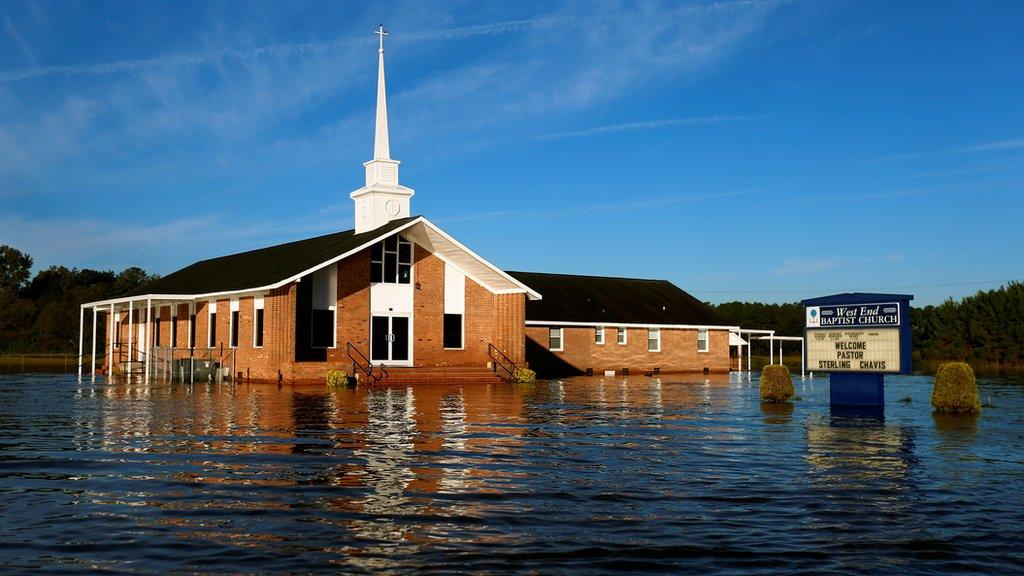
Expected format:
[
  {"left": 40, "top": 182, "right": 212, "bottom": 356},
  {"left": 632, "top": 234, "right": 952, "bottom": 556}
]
[
  {"left": 0, "top": 17, "right": 575, "bottom": 83},
  {"left": 864, "top": 137, "right": 1024, "bottom": 163},
  {"left": 536, "top": 115, "right": 764, "bottom": 140}
]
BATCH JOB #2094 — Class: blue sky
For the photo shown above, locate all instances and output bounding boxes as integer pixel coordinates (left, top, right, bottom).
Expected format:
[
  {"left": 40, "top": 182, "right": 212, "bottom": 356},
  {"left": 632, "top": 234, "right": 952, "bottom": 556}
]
[{"left": 0, "top": 0, "right": 1021, "bottom": 306}]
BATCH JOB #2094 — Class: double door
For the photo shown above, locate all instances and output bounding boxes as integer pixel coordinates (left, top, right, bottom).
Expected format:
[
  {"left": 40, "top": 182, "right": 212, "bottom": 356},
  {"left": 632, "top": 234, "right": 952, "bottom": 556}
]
[{"left": 371, "top": 315, "right": 410, "bottom": 365}]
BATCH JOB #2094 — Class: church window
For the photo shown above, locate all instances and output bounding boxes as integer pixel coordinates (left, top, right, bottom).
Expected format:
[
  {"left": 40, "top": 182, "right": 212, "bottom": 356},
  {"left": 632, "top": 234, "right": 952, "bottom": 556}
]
[
  {"left": 253, "top": 297, "right": 264, "bottom": 348},
  {"left": 208, "top": 302, "right": 217, "bottom": 348},
  {"left": 549, "top": 327, "right": 563, "bottom": 351},
  {"left": 229, "top": 299, "right": 240, "bottom": 348},
  {"left": 370, "top": 234, "right": 412, "bottom": 284},
  {"left": 444, "top": 314, "right": 463, "bottom": 349}
]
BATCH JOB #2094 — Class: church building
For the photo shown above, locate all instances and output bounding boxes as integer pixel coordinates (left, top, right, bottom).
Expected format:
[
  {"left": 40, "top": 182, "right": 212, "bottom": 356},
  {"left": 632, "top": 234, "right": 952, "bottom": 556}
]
[{"left": 78, "top": 27, "right": 733, "bottom": 384}]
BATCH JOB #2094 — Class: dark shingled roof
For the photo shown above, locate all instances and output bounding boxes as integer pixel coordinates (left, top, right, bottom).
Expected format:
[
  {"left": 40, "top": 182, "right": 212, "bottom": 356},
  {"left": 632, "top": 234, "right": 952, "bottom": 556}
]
[
  {"left": 506, "top": 271, "right": 725, "bottom": 326},
  {"left": 132, "top": 216, "right": 418, "bottom": 296}
]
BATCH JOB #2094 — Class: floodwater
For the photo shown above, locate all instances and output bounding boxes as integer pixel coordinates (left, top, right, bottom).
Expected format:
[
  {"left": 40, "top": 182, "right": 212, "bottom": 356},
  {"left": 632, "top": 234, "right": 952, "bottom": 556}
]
[{"left": 1, "top": 373, "right": 1022, "bottom": 575}]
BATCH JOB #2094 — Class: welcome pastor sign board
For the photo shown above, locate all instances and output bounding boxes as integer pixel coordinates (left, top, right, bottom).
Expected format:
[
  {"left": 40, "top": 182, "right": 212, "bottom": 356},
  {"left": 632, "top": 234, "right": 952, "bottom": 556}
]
[
  {"left": 801, "top": 294, "right": 913, "bottom": 375},
  {"left": 806, "top": 328, "right": 900, "bottom": 373}
]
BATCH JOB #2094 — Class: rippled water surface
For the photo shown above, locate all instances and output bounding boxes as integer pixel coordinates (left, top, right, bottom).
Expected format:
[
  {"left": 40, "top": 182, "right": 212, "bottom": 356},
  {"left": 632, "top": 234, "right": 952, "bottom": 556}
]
[{"left": 2, "top": 373, "right": 1023, "bottom": 575}]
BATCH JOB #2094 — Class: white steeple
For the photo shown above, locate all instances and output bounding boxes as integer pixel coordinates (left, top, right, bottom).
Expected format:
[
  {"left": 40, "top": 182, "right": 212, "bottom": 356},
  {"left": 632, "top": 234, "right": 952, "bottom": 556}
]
[{"left": 350, "top": 24, "right": 414, "bottom": 234}]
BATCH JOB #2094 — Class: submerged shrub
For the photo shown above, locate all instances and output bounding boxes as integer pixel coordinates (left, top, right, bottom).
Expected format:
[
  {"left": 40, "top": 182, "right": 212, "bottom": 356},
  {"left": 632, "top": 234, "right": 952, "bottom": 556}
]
[
  {"left": 326, "top": 369, "right": 349, "bottom": 388},
  {"left": 513, "top": 367, "right": 537, "bottom": 383},
  {"left": 760, "top": 364, "right": 794, "bottom": 403},
  {"left": 931, "top": 362, "right": 980, "bottom": 414}
]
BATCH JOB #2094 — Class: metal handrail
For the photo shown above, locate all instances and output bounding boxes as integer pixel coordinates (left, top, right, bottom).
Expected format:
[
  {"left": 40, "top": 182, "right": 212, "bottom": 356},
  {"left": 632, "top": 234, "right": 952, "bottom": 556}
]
[
  {"left": 347, "top": 342, "right": 385, "bottom": 383},
  {"left": 488, "top": 343, "right": 520, "bottom": 380}
]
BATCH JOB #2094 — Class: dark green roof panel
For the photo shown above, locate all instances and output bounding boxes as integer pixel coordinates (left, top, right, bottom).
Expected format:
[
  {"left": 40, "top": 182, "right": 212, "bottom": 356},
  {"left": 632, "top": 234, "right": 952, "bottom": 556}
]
[
  {"left": 133, "top": 217, "right": 418, "bottom": 296},
  {"left": 506, "top": 271, "right": 724, "bottom": 326}
]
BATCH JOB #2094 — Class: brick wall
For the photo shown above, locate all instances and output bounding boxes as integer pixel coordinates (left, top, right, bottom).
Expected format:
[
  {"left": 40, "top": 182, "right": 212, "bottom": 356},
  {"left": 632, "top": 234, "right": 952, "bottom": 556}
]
[{"left": 525, "top": 325, "right": 731, "bottom": 377}]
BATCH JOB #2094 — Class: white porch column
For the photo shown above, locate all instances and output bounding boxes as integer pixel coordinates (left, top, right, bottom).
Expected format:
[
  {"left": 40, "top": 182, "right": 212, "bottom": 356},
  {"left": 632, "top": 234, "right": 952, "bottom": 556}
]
[
  {"left": 77, "top": 306, "right": 84, "bottom": 379},
  {"left": 144, "top": 299, "right": 152, "bottom": 384},
  {"left": 127, "top": 301, "right": 134, "bottom": 380},
  {"left": 801, "top": 337, "right": 806, "bottom": 379},
  {"left": 108, "top": 303, "right": 114, "bottom": 377},
  {"left": 746, "top": 333, "right": 751, "bottom": 372},
  {"left": 91, "top": 308, "right": 98, "bottom": 380}
]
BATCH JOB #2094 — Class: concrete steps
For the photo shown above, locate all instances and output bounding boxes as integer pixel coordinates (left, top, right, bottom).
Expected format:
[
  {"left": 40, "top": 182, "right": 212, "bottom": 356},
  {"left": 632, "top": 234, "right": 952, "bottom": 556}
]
[{"left": 374, "top": 366, "right": 505, "bottom": 385}]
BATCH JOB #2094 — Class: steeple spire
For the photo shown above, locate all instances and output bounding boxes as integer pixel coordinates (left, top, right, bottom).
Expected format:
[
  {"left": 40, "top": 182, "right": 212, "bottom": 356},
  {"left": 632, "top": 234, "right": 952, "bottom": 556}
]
[
  {"left": 373, "top": 24, "right": 390, "bottom": 160},
  {"left": 350, "top": 24, "right": 414, "bottom": 234}
]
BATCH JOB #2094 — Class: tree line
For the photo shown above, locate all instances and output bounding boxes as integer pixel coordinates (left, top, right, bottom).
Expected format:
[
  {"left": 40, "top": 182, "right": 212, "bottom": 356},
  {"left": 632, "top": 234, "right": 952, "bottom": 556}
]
[
  {"left": 1, "top": 244, "right": 1020, "bottom": 367},
  {"left": 710, "top": 283, "right": 1024, "bottom": 368},
  {"left": 0, "top": 246, "right": 159, "bottom": 353}
]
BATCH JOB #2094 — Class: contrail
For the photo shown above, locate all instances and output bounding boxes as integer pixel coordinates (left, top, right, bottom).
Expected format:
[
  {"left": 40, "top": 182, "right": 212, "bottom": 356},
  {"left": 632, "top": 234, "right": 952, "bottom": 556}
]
[
  {"left": 536, "top": 115, "right": 765, "bottom": 140},
  {"left": 0, "top": 0, "right": 796, "bottom": 83},
  {"left": 0, "top": 17, "right": 568, "bottom": 83}
]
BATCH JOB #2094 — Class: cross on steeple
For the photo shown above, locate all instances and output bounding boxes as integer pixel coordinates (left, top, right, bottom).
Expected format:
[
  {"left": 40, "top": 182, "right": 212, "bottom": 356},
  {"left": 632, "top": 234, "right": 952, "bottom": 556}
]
[{"left": 375, "top": 24, "right": 387, "bottom": 53}]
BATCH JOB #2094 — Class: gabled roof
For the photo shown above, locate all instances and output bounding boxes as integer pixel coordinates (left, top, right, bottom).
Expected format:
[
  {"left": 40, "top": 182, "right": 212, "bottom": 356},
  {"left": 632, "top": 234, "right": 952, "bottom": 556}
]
[
  {"left": 82, "top": 216, "right": 539, "bottom": 306},
  {"left": 506, "top": 271, "right": 727, "bottom": 327},
  {"left": 131, "top": 217, "right": 418, "bottom": 296}
]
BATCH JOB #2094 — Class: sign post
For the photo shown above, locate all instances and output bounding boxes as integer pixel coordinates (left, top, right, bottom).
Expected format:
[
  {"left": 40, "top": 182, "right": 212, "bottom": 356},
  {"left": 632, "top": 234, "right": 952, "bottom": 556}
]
[{"left": 801, "top": 293, "right": 914, "bottom": 410}]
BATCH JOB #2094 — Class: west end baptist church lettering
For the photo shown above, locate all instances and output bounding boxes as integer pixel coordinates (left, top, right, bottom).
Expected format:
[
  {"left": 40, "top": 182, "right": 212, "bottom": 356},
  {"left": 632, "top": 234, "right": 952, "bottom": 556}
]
[{"left": 806, "top": 303, "right": 900, "bottom": 328}]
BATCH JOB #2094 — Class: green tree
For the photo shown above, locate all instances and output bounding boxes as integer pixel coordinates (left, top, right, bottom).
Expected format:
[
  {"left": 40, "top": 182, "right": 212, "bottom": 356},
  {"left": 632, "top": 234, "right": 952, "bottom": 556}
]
[{"left": 0, "top": 245, "right": 32, "bottom": 293}]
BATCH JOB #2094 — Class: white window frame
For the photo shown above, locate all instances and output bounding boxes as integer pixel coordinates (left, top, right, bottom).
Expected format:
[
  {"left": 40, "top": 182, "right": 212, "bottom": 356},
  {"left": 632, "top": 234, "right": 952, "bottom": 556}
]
[
  {"left": 207, "top": 301, "right": 217, "bottom": 349},
  {"left": 229, "top": 298, "right": 239, "bottom": 349},
  {"left": 617, "top": 326, "right": 628, "bottom": 345},
  {"left": 697, "top": 328, "right": 709, "bottom": 353},
  {"left": 648, "top": 327, "right": 661, "bottom": 352},
  {"left": 595, "top": 325, "right": 605, "bottom": 345},
  {"left": 549, "top": 327, "right": 564, "bottom": 352},
  {"left": 253, "top": 296, "right": 265, "bottom": 349}
]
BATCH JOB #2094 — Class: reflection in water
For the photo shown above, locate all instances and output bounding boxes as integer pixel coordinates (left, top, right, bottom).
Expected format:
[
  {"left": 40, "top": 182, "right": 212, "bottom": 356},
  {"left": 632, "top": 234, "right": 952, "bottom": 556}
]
[{"left": 1, "top": 373, "right": 1024, "bottom": 574}]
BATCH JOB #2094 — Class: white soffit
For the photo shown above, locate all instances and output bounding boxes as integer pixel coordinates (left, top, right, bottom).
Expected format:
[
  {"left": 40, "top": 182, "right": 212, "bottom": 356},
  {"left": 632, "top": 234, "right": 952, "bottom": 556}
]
[{"left": 403, "top": 219, "right": 541, "bottom": 300}]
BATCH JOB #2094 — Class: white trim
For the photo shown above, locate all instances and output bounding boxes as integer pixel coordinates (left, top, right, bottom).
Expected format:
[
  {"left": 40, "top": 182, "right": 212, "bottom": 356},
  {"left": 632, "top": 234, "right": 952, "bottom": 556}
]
[
  {"left": 617, "top": 326, "right": 628, "bottom": 345},
  {"left": 207, "top": 301, "right": 217, "bottom": 348},
  {"left": 415, "top": 218, "right": 542, "bottom": 300},
  {"left": 548, "top": 327, "right": 564, "bottom": 352},
  {"left": 80, "top": 217, "right": 542, "bottom": 311},
  {"left": 595, "top": 325, "right": 605, "bottom": 345},
  {"left": 253, "top": 296, "right": 265, "bottom": 349},
  {"left": 528, "top": 320, "right": 740, "bottom": 331},
  {"left": 648, "top": 327, "right": 661, "bottom": 353},
  {"left": 229, "top": 298, "right": 239, "bottom": 349}
]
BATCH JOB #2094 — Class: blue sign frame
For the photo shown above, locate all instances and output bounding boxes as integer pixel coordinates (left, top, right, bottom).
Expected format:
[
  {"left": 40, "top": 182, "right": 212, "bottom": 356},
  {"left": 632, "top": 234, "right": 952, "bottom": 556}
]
[{"left": 801, "top": 293, "right": 914, "bottom": 375}]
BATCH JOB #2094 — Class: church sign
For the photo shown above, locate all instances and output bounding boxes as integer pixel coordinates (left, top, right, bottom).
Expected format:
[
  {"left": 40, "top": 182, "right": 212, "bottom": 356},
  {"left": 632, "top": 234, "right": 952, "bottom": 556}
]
[{"left": 801, "top": 293, "right": 914, "bottom": 382}]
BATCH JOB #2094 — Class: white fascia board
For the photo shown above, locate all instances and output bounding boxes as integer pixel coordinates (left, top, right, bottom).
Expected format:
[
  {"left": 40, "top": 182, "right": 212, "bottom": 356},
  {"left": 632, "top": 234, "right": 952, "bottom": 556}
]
[
  {"left": 82, "top": 294, "right": 197, "bottom": 309},
  {"left": 83, "top": 220, "right": 426, "bottom": 309},
  {"left": 417, "top": 218, "right": 542, "bottom": 301},
  {"left": 525, "top": 320, "right": 740, "bottom": 331}
]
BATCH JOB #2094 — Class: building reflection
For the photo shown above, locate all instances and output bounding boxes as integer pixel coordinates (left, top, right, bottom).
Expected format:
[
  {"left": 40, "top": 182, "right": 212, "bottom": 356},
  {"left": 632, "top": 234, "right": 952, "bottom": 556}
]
[{"left": 83, "top": 374, "right": 740, "bottom": 569}]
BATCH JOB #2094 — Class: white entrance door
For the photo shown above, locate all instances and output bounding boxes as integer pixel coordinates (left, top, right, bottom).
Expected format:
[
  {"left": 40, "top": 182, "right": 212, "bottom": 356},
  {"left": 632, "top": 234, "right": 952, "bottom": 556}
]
[{"left": 370, "top": 315, "right": 411, "bottom": 366}]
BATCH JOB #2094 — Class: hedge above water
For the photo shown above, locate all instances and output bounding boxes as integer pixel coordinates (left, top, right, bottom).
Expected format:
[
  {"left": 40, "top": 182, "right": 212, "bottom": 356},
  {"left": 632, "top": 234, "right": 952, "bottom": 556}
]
[
  {"left": 760, "top": 365, "right": 794, "bottom": 403},
  {"left": 931, "top": 362, "right": 981, "bottom": 413}
]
